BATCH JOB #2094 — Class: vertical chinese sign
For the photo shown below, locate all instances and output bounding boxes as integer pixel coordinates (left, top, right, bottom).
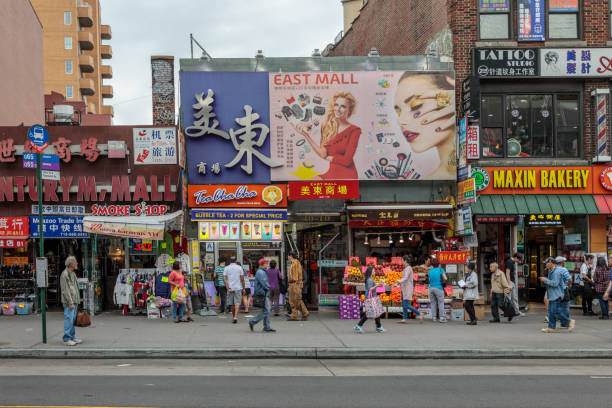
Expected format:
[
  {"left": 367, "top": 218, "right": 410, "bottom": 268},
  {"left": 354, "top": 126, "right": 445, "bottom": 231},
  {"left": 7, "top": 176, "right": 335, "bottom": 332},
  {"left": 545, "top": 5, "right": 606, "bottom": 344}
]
[
  {"left": 518, "top": 0, "right": 545, "bottom": 42},
  {"left": 133, "top": 128, "right": 177, "bottom": 165}
]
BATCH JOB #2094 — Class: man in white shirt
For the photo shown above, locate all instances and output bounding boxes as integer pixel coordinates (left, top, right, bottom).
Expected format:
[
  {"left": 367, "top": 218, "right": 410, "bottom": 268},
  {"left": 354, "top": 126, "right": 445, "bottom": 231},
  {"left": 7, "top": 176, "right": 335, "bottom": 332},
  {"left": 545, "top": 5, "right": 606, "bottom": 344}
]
[
  {"left": 579, "top": 255, "right": 594, "bottom": 315},
  {"left": 223, "top": 256, "right": 246, "bottom": 324}
]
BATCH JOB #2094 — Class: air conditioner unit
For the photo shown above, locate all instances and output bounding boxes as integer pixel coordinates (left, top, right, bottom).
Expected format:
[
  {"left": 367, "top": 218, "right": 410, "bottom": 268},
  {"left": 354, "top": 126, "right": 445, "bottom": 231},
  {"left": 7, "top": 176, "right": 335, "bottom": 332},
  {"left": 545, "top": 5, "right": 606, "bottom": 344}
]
[{"left": 53, "top": 105, "right": 74, "bottom": 123}]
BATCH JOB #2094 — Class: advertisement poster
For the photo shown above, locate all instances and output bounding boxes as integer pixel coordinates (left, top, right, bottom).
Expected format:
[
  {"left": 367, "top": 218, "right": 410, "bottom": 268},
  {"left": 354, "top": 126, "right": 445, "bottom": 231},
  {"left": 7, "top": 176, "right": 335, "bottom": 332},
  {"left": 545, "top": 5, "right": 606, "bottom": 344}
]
[
  {"left": 518, "top": 0, "right": 545, "bottom": 42},
  {"left": 209, "top": 222, "right": 219, "bottom": 239},
  {"left": 457, "top": 178, "right": 476, "bottom": 204},
  {"left": 242, "top": 222, "right": 251, "bottom": 239},
  {"left": 251, "top": 222, "right": 262, "bottom": 240},
  {"left": 133, "top": 128, "right": 177, "bottom": 165},
  {"left": 269, "top": 71, "right": 456, "bottom": 181},
  {"left": 549, "top": 0, "right": 578, "bottom": 11},
  {"left": 229, "top": 222, "right": 240, "bottom": 239},
  {"left": 467, "top": 125, "right": 480, "bottom": 160},
  {"left": 458, "top": 117, "right": 467, "bottom": 169}
]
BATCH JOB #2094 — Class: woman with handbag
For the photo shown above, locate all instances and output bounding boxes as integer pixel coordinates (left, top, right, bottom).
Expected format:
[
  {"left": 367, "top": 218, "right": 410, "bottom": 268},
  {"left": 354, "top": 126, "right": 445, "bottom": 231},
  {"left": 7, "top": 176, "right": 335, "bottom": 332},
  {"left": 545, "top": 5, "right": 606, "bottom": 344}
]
[
  {"left": 594, "top": 257, "right": 610, "bottom": 320},
  {"left": 428, "top": 258, "right": 448, "bottom": 323},
  {"left": 169, "top": 261, "right": 186, "bottom": 323},
  {"left": 462, "top": 262, "right": 479, "bottom": 325},
  {"left": 354, "top": 267, "right": 385, "bottom": 333},
  {"left": 266, "top": 260, "right": 283, "bottom": 316}
]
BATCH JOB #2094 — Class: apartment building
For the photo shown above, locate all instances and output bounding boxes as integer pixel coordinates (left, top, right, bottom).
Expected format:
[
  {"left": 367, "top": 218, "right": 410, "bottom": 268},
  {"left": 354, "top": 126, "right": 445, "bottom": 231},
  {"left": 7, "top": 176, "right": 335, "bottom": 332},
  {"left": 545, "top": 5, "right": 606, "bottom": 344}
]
[{"left": 30, "top": 0, "right": 113, "bottom": 117}]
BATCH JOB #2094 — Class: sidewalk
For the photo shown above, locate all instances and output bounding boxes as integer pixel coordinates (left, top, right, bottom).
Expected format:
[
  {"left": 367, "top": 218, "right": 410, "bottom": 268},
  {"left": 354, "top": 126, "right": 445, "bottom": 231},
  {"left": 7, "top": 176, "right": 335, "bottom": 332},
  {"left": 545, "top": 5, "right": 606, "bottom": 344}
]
[{"left": 1, "top": 307, "right": 611, "bottom": 359}]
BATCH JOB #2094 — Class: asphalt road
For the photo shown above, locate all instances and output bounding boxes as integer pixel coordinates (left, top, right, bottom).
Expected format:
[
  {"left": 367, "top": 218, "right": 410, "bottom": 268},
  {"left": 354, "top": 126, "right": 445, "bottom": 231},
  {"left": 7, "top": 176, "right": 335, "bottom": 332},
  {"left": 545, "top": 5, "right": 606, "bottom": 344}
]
[{"left": 1, "top": 359, "right": 612, "bottom": 408}]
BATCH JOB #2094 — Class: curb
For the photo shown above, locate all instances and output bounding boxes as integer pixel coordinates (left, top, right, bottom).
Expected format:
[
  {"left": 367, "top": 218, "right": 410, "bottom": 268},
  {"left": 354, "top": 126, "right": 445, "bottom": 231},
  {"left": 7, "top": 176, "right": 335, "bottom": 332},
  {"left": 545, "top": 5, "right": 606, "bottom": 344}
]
[{"left": 2, "top": 348, "right": 612, "bottom": 359}]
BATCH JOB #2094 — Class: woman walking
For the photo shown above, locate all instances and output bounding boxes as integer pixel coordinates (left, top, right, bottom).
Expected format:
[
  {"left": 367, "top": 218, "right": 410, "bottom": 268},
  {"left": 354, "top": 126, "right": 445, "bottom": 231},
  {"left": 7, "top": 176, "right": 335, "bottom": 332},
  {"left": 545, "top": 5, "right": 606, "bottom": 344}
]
[
  {"left": 266, "top": 260, "right": 283, "bottom": 316},
  {"left": 463, "top": 262, "right": 479, "bottom": 325},
  {"left": 354, "top": 267, "right": 385, "bottom": 333},
  {"left": 395, "top": 255, "right": 423, "bottom": 323},
  {"left": 168, "top": 261, "right": 186, "bottom": 323},
  {"left": 428, "top": 258, "right": 448, "bottom": 322},
  {"left": 594, "top": 257, "right": 610, "bottom": 320}
]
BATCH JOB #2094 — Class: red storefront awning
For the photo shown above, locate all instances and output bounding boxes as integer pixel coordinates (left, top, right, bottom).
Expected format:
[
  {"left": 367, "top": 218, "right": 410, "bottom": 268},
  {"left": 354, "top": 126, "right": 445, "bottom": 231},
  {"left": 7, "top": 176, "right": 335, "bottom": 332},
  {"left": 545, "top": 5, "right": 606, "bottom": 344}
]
[{"left": 594, "top": 195, "right": 612, "bottom": 214}]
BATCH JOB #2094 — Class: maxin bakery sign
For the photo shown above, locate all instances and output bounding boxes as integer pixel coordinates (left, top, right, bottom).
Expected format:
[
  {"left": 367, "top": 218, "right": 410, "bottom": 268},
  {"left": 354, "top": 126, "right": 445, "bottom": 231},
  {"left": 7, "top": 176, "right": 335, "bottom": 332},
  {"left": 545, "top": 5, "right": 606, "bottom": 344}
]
[{"left": 477, "top": 167, "right": 591, "bottom": 194}]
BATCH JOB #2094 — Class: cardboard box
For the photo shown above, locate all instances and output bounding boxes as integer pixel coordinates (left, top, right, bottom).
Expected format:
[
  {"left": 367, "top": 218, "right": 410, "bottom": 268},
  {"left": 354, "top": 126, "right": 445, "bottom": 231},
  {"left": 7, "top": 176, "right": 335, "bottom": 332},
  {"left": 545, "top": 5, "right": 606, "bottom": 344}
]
[
  {"left": 451, "top": 309, "right": 464, "bottom": 321},
  {"left": 465, "top": 304, "right": 485, "bottom": 321}
]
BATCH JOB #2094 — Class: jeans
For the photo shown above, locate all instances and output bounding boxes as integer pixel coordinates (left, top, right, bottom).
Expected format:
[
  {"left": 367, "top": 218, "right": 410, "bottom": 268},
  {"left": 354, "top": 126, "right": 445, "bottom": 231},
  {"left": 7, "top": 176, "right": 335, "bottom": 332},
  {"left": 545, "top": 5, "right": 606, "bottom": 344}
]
[
  {"left": 548, "top": 299, "right": 570, "bottom": 329},
  {"left": 510, "top": 282, "right": 520, "bottom": 314},
  {"left": 428, "top": 287, "right": 445, "bottom": 320},
  {"left": 172, "top": 301, "right": 185, "bottom": 321},
  {"left": 464, "top": 299, "right": 476, "bottom": 322},
  {"left": 490, "top": 292, "right": 505, "bottom": 321},
  {"left": 250, "top": 295, "right": 271, "bottom": 330},
  {"left": 597, "top": 292, "right": 610, "bottom": 318},
  {"left": 270, "top": 289, "right": 281, "bottom": 315},
  {"left": 580, "top": 287, "right": 593, "bottom": 313},
  {"left": 358, "top": 308, "right": 381, "bottom": 329},
  {"left": 216, "top": 286, "right": 227, "bottom": 312},
  {"left": 402, "top": 299, "right": 421, "bottom": 320},
  {"left": 63, "top": 305, "right": 77, "bottom": 342}
]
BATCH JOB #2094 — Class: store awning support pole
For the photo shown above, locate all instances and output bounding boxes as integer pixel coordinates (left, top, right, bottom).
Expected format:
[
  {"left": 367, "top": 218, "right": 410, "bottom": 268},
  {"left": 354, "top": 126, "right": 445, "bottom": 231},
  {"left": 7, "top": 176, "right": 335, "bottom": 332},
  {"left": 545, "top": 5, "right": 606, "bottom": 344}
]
[{"left": 37, "top": 152, "right": 46, "bottom": 344}]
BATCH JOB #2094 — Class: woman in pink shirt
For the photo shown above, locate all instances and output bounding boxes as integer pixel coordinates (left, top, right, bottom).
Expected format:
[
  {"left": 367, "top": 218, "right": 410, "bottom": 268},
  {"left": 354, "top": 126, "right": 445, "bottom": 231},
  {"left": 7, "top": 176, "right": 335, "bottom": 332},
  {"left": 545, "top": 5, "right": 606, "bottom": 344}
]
[
  {"left": 395, "top": 255, "right": 424, "bottom": 323},
  {"left": 169, "top": 261, "right": 186, "bottom": 323}
]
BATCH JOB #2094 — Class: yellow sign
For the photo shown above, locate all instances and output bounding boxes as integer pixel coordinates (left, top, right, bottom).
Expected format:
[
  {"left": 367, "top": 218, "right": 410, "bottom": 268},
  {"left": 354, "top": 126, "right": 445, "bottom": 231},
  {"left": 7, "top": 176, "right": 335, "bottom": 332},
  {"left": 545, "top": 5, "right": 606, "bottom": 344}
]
[{"left": 493, "top": 169, "right": 589, "bottom": 189}]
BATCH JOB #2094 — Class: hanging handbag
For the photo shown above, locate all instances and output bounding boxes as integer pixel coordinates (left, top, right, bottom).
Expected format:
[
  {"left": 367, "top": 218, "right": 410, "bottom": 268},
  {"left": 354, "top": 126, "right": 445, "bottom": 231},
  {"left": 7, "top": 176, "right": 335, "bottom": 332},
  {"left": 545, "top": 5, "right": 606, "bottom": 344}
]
[
  {"left": 364, "top": 292, "right": 384, "bottom": 318},
  {"left": 75, "top": 308, "right": 91, "bottom": 327}
]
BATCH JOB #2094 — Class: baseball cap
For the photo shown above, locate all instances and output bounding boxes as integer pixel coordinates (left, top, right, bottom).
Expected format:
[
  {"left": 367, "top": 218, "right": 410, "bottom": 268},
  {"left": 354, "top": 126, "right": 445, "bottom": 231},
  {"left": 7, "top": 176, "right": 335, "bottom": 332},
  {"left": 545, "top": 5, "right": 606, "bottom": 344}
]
[
  {"left": 554, "top": 256, "right": 566, "bottom": 264},
  {"left": 543, "top": 257, "right": 555, "bottom": 264},
  {"left": 258, "top": 258, "right": 270, "bottom": 266}
]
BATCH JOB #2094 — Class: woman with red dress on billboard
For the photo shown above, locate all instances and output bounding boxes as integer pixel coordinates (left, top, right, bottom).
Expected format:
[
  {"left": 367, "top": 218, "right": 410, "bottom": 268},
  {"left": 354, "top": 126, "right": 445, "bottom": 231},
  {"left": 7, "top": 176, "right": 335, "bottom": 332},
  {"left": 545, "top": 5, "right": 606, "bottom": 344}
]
[{"left": 292, "top": 92, "right": 361, "bottom": 180}]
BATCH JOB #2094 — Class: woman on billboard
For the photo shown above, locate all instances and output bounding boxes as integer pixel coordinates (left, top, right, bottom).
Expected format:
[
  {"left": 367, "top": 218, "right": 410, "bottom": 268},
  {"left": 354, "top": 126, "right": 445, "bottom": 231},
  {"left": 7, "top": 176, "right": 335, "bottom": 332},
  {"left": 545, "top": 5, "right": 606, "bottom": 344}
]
[
  {"left": 291, "top": 92, "right": 361, "bottom": 180},
  {"left": 393, "top": 72, "right": 456, "bottom": 179}
]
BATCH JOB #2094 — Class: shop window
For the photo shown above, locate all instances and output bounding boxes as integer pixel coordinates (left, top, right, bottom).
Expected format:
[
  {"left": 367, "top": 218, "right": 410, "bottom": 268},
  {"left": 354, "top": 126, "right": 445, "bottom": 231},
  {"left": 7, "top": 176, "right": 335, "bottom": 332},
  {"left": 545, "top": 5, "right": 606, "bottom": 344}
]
[
  {"left": 64, "top": 11, "right": 71, "bottom": 25},
  {"left": 479, "top": 1, "right": 511, "bottom": 40},
  {"left": 480, "top": 93, "right": 580, "bottom": 158},
  {"left": 548, "top": 0, "right": 580, "bottom": 39}
]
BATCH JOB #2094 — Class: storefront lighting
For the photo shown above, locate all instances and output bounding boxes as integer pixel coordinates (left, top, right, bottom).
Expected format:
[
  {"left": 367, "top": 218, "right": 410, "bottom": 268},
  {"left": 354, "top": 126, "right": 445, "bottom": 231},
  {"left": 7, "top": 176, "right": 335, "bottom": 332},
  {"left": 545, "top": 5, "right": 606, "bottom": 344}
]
[
  {"left": 409, "top": 233, "right": 414, "bottom": 241},
  {"left": 364, "top": 234, "right": 369, "bottom": 245},
  {"left": 388, "top": 234, "right": 393, "bottom": 244},
  {"left": 399, "top": 234, "right": 404, "bottom": 243},
  {"left": 377, "top": 235, "right": 381, "bottom": 245}
]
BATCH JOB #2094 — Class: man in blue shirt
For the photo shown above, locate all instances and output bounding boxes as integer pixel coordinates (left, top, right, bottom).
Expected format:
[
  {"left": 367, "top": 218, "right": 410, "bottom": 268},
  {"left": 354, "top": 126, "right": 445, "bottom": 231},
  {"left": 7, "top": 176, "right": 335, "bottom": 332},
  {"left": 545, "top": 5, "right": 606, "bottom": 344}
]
[
  {"left": 540, "top": 257, "right": 575, "bottom": 333},
  {"left": 249, "top": 259, "right": 275, "bottom": 333}
]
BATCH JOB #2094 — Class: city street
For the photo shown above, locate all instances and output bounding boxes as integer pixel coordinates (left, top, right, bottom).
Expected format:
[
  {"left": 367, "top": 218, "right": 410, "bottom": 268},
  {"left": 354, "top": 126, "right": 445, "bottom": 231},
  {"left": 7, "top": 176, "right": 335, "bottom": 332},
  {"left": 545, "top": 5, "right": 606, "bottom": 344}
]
[{"left": 1, "top": 359, "right": 612, "bottom": 407}]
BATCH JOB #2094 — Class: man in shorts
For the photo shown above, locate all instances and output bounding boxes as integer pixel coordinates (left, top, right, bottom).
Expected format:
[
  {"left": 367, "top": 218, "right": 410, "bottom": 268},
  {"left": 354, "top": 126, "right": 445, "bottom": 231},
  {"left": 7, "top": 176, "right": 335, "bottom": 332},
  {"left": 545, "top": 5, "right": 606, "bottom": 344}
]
[{"left": 223, "top": 257, "right": 245, "bottom": 324}]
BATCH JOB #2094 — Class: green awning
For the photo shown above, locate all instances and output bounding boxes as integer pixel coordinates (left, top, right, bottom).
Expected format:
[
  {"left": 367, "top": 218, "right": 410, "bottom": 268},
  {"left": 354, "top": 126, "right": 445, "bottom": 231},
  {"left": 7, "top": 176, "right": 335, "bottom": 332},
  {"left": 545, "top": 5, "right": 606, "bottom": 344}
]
[{"left": 471, "top": 195, "right": 599, "bottom": 215}]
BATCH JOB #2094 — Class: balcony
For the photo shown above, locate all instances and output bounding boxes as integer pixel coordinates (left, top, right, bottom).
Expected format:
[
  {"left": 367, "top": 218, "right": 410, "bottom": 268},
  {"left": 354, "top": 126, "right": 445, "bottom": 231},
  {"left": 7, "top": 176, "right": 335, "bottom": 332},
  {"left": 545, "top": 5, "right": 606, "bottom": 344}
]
[
  {"left": 101, "top": 105, "right": 114, "bottom": 116},
  {"left": 77, "top": 5, "right": 93, "bottom": 27},
  {"left": 78, "top": 31, "right": 94, "bottom": 51},
  {"left": 101, "top": 25, "right": 112, "bottom": 40},
  {"left": 101, "top": 44, "right": 112, "bottom": 59},
  {"left": 79, "top": 54, "right": 94, "bottom": 73},
  {"left": 101, "top": 65, "right": 112, "bottom": 79},
  {"left": 102, "top": 85, "right": 113, "bottom": 98},
  {"left": 79, "top": 78, "right": 95, "bottom": 96}
]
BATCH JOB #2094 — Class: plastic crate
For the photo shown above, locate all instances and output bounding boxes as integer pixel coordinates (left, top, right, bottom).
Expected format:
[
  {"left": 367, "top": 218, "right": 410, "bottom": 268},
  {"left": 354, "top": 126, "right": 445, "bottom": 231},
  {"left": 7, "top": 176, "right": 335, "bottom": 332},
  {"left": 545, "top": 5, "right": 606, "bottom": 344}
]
[{"left": 1, "top": 302, "right": 16, "bottom": 315}]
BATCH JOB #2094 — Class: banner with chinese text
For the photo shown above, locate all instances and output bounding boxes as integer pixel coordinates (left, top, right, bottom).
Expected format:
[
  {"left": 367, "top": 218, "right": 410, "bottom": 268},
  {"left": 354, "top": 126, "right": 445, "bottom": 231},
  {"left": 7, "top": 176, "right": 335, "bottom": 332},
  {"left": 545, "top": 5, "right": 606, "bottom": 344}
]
[
  {"left": 518, "top": 0, "right": 545, "bottom": 42},
  {"left": 288, "top": 181, "right": 359, "bottom": 200},
  {"left": 0, "top": 217, "right": 29, "bottom": 238}
]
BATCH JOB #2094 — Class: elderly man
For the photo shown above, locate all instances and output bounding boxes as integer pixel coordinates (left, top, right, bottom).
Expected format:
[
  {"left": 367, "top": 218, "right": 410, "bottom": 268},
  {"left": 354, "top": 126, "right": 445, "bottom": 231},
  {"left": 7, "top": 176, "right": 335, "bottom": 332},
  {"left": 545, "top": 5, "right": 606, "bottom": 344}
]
[
  {"left": 60, "top": 256, "right": 81, "bottom": 346},
  {"left": 249, "top": 259, "right": 275, "bottom": 333},
  {"left": 540, "top": 257, "right": 575, "bottom": 333}
]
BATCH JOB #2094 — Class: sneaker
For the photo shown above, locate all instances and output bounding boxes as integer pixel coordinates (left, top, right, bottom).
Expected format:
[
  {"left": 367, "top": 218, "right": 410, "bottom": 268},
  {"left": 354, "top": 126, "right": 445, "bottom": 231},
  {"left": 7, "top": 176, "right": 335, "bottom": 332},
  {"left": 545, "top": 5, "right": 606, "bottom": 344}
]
[
  {"left": 263, "top": 328, "right": 276, "bottom": 332},
  {"left": 568, "top": 319, "right": 576, "bottom": 332},
  {"left": 519, "top": 312, "right": 526, "bottom": 317},
  {"left": 73, "top": 338, "right": 82, "bottom": 344},
  {"left": 541, "top": 328, "right": 556, "bottom": 333},
  {"left": 489, "top": 319, "right": 500, "bottom": 323},
  {"left": 64, "top": 340, "right": 77, "bottom": 346},
  {"left": 439, "top": 318, "right": 448, "bottom": 323},
  {"left": 376, "top": 327, "right": 386, "bottom": 333},
  {"left": 248, "top": 321, "right": 254, "bottom": 332},
  {"left": 354, "top": 325, "right": 363, "bottom": 334}
]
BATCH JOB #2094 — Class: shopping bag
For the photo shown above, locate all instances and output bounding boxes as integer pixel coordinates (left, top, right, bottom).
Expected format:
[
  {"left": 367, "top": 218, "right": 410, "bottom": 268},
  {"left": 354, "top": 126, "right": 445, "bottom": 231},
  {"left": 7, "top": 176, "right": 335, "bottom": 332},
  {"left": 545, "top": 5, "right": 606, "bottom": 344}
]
[
  {"left": 443, "top": 285, "right": 453, "bottom": 297},
  {"left": 592, "top": 299, "right": 601, "bottom": 315},
  {"left": 503, "top": 295, "right": 516, "bottom": 318},
  {"left": 364, "top": 295, "right": 384, "bottom": 318},
  {"left": 172, "top": 287, "right": 186, "bottom": 304}
]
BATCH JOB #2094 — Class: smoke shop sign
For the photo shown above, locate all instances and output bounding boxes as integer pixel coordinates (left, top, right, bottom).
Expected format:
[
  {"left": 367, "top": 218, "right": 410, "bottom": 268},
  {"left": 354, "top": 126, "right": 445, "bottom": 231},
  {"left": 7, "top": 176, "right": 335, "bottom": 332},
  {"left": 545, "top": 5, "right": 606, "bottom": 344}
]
[
  {"left": 91, "top": 203, "right": 169, "bottom": 216},
  {"left": 477, "top": 167, "right": 592, "bottom": 194},
  {"left": 475, "top": 48, "right": 539, "bottom": 78}
]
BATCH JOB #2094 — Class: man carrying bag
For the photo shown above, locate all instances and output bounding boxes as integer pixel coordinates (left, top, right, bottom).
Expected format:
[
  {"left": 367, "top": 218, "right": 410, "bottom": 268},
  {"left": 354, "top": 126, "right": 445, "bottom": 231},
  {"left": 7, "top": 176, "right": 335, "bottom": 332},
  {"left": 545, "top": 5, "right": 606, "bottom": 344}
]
[{"left": 249, "top": 259, "right": 276, "bottom": 333}]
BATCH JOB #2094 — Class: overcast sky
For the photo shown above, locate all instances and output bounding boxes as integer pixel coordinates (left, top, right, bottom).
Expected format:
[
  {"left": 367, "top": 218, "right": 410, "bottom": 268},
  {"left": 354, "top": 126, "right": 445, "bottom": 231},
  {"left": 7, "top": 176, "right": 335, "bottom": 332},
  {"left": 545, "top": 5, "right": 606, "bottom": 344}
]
[{"left": 100, "top": 0, "right": 343, "bottom": 125}]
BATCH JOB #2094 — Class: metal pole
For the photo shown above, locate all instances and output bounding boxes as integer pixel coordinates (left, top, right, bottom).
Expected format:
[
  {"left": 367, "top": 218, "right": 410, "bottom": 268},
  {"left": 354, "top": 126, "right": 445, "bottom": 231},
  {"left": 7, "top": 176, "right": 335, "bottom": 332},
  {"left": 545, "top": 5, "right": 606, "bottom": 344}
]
[
  {"left": 190, "top": 33, "right": 193, "bottom": 59},
  {"left": 37, "top": 152, "right": 46, "bottom": 344}
]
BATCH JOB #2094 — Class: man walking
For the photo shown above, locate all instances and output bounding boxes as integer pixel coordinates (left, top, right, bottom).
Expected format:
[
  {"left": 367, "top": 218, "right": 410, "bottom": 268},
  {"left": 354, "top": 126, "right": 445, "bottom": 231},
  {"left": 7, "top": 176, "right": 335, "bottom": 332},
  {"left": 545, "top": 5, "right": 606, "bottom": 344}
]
[
  {"left": 540, "top": 257, "right": 575, "bottom": 333},
  {"left": 249, "top": 259, "right": 276, "bottom": 332},
  {"left": 60, "top": 256, "right": 81, "bottom": 346},
  {"left": 489, "top": 262, "right": 511, "bottom": 323},
  {"left": 223, "top": 256, "right": 245, "bottom": 324},
  {"left": 213, "top": 257, "right": 228, "bottom": 313},
  {"left": 505, "top": 253, "right": 523, "bottom": 317},
  {"left": 287, "top": 251, "right": 309, "bottom": 321}
]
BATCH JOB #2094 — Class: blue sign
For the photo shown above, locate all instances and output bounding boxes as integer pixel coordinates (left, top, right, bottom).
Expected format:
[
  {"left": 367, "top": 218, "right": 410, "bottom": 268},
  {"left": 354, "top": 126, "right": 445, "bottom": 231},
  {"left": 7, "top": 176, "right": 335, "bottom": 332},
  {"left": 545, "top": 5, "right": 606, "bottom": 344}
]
[
  {"left": 23, "top": 152, "right": 37, "bottom": 169},
  {"left": 318, "top": 260, "right": 349, "bottom": 268},
  {"left": 30, "top": 216, "right": 89, "bottom": 238},
  {"left": 180, "top": 72, "right": 272, "bottom": 184},
  {"left": 461, "top": 207, "right": 473, "bottom": 236},
  {"left": 458, "top": 165, "right": 470, "bottom": 181},
  {"left": 190, "top": 209, "right": 287, "bottom": 222},
  {"left": 41, "top": 154, "right": 60, "bottom": 171},
  {"left": 518, "top": 0, "right": 545, "bottom": 42},
  {"left": 27, "top": 125, "right": 49, "bottom": 148}
]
